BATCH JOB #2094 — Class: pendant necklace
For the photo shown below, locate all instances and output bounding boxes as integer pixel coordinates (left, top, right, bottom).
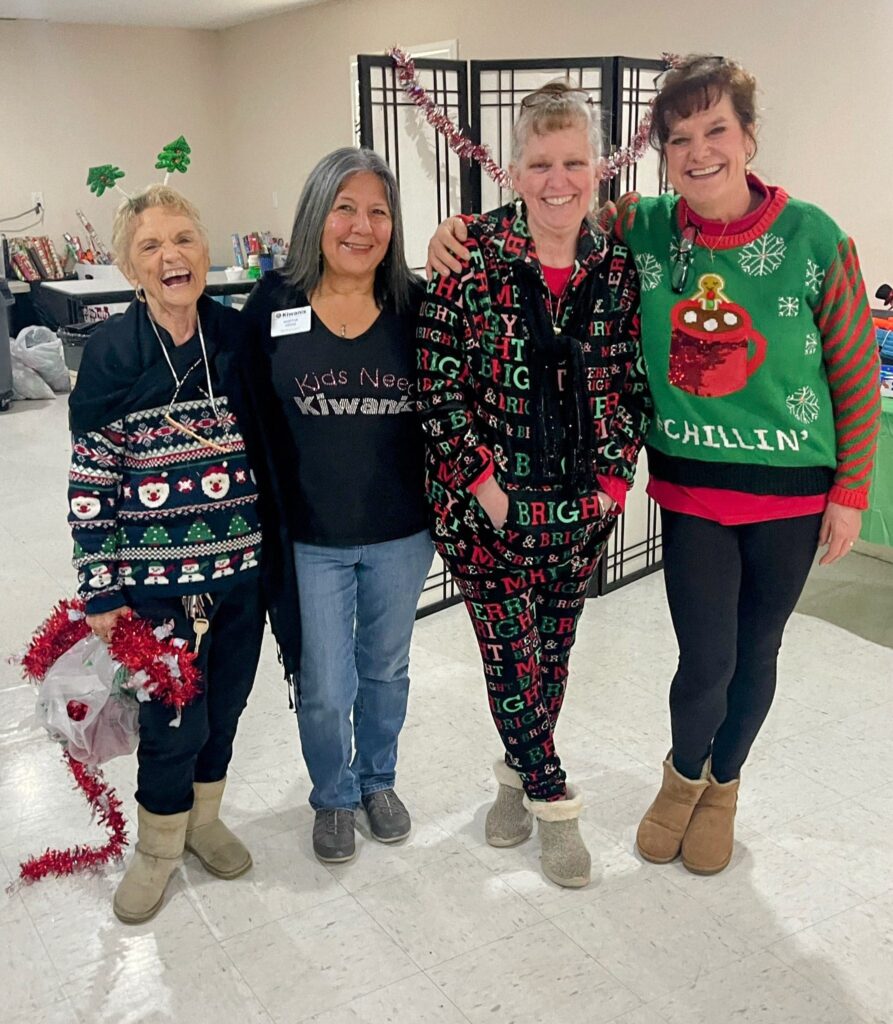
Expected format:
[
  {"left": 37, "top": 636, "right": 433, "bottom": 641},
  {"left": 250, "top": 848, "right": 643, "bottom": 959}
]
[
  {"left": 546, "top": 274, "right": 570, "bottom": 336},
  {"left": 695, "top": 219, "right": 730, "bottom": 263},
  {"left": 148, "top": 312, "right": 230, "bottom": 453},
  {"left": 547, "top": 292, "right": 563, "bottom": 335}
]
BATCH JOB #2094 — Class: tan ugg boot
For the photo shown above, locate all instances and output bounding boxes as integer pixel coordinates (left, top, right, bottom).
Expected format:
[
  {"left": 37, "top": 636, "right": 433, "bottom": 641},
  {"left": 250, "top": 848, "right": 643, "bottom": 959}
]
[
  {"left": 485, "top": 759, "right": 533, "bottom": 848},
  {"left": 524, "top": 787, "right": 590, "bottom": 888},
  {"left": 681, "top": 774, "right": 740, "bottom": 875},
  {"left": 113, "top": 806, "right": 189, "bottom": 924},
  {"left": 185, "top": 778, "right": 252, "bottom": 879},
  {"left": 636, "top": 754, "right": 710, "bottom": 864}
]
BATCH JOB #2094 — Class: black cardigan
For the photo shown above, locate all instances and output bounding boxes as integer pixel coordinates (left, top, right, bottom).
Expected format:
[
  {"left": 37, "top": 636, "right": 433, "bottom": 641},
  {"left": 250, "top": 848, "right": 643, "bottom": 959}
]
[
  {"left": 68, "top": 294, "right": 301, "bottom": 685},
  {"left": 226, "top": 308, "right": 303, "bottom": 687}
]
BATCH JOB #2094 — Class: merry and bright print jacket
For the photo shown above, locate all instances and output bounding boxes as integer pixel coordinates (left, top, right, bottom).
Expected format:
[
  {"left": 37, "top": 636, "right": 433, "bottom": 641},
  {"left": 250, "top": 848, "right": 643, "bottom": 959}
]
[{"left": 417, "top": 202, "right": 651, "bottom": 570}]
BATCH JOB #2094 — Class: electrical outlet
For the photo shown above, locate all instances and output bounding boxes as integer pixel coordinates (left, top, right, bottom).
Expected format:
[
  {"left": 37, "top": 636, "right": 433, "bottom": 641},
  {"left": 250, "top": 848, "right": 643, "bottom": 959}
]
[{"left": 31, "top": 191, "right": 44, "bottom": 212}]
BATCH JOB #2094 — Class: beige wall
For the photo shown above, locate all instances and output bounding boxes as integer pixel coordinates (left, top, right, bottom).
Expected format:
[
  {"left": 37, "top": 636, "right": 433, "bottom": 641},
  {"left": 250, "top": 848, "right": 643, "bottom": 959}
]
[
  {"left": 3, "top": 1, "right": 892, "bottom": 290},
  {"left": 0, "top": 21, "right": 225, "bottom": 266},
  {"left": 219, "top": 0, "right": 893, "bottom": 292}
]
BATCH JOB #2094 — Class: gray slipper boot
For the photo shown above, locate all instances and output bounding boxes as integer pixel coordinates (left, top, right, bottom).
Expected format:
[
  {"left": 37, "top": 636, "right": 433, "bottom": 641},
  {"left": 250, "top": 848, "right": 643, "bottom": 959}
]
[
  {"left": 524, "top": 786, "right": 590, "bottom": 888},
  {"left": 485, "top": 759, "right": 533, "bottom": 848}
]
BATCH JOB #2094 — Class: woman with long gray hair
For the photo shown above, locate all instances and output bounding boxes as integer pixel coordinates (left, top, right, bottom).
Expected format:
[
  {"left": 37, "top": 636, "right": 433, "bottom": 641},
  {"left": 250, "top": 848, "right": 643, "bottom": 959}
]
[{"left": 241, "top": 148, "right": 433, "bottom": 864}]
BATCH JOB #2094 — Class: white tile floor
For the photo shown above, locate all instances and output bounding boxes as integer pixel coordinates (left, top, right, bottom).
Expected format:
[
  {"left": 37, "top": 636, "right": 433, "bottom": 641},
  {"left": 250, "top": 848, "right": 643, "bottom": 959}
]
[{"left": 2, "top": 396, "right": 892, "bottom": 1024}]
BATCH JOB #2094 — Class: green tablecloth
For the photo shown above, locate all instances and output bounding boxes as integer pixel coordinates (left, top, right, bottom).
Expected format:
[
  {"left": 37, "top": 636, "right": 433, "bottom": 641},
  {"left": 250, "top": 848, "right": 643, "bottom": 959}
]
[{"left": 861, "top": 395, "right": 893, "bottom": 547}]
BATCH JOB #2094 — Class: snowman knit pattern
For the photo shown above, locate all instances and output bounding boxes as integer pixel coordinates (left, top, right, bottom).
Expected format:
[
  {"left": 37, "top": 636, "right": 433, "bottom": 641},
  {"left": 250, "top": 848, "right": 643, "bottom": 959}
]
[
  {"left": 68, "top": 394, "right": 262, "bottom": 613},
  {"left": 611, "top": 187, "right": 881, "bottom": 507}
]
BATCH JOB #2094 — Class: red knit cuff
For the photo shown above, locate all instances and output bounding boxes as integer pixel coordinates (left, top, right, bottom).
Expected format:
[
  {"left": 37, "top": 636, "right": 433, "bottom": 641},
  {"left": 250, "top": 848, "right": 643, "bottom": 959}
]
[
  {"left": 467, "top": 461, "right": 495, "bottom": 495},
  {"left": 596, "top": 474, "right": 629, "bottom": 512},
  {"left": 828, "top": 483, "right": 869, "bottom": 510}
]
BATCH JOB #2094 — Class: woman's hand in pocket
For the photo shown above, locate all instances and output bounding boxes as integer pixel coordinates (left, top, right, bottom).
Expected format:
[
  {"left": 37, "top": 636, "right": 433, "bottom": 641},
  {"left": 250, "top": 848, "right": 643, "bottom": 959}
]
[{"left": 475, "top": 476, "right": 509, "bottom": 529}]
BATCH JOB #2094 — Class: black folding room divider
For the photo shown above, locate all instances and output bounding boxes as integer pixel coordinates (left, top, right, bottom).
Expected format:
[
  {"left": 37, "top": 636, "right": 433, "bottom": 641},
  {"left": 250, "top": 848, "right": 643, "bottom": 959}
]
[{"left": 357, "top": 53, "right": 666, "bottom": 614}]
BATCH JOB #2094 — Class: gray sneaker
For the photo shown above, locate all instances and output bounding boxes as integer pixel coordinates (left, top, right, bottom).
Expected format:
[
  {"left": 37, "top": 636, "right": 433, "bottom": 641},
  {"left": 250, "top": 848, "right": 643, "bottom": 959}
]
[
  {"left": 362, "top": 789, "right": 411, "bottom": 843},
  {"left": 313, "top": 808, "right": 356, "bottom": 863}
]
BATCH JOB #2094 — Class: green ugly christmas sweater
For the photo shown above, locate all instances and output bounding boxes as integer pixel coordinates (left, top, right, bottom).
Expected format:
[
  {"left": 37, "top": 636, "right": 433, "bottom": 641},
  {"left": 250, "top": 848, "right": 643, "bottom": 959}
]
[{"left": 611, "top": 184, "right": 880, "bottom": 507}]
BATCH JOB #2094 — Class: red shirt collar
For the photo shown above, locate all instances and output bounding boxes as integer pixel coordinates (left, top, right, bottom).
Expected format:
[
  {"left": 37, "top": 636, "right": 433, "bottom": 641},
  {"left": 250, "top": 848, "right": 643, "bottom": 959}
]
[{"left": 675, "top": 174, "right": 788, "bottom": 248}]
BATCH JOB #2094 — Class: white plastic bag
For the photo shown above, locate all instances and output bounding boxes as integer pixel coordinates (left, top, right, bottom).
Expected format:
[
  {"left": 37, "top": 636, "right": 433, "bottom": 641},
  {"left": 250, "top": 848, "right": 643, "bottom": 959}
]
[
  {"left": 11, "top": 362, "right": 55, "bottom": 400},
  {"left": 34, "top": 634, "right": 139, "bottom": 765},
  {"left": 11, "top": 325, "right": 71, "bottom": 394}
]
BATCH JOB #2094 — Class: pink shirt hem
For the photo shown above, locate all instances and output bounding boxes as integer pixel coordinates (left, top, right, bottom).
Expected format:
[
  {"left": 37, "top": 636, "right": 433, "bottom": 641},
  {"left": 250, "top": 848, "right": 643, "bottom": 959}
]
[{"left": 647, "top": 478, "right": 827, "bottom": 526}]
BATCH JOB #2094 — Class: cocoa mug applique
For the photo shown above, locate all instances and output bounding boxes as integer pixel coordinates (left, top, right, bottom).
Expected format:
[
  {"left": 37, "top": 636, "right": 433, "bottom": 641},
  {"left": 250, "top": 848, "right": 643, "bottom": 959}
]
[{"left": 668, "top": 273, "right": 767, "bottom": 398}]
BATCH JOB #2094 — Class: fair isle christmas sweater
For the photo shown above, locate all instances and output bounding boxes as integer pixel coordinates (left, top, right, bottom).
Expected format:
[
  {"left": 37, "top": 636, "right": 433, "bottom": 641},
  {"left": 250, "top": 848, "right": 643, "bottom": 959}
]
[
  {"left": 611, "top": 182, "right": 880, "bottom": 508},
  {"left": 68, "top": 297, "right": 262, "bottom": 614},
  {"left": 417, "top": 202, "right": 650, "bottom": 568}
]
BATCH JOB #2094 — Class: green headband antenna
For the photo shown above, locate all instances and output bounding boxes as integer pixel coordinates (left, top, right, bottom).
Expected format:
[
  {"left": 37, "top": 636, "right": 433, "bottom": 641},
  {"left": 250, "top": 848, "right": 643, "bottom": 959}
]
[
  {"left": 86, "top": 135, "right": 192, "bottom": 198},
  {"left": 154, "top": 136, "right": 192, "bottom": 184}
]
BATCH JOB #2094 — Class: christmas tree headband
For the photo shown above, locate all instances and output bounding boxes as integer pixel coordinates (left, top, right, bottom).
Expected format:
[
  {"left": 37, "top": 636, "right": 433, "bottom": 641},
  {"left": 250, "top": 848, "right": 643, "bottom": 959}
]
[
  {"left": 86, "top": 136, "right": 192, "bottom": 199},
  {"left": 387, "top": 49, "right": 686, "bottom": 187}
]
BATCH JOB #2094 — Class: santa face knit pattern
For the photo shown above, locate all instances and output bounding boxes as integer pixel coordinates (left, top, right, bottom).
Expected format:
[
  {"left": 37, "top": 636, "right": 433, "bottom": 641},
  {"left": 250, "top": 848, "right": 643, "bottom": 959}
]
[
  {"left": 69, "top": 355, "right": 262, "bottom": 613},
  {"left": 417, "top": 202, "right": 651, "bottom": 799}
]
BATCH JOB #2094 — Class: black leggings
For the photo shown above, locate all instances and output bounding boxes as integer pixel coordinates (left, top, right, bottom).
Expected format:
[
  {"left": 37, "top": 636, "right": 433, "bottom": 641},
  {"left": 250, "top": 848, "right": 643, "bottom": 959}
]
[
  {"left": 130, "top": 578, "right": 265, "bottom": 815},
  {"left": 661, "top": 509, "right": 822, "bottom": 783}
]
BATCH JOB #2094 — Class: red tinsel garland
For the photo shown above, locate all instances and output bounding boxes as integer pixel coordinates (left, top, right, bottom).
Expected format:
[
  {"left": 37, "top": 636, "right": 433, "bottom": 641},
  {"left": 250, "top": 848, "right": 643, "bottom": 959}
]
[
  {"left": 20, "top": 597, "right": 201, "bottom": 713},
  {"left": 388, "top": 47, "right": 514, "bottom": 191},
  {"left": 110, "top": 614, "right": 201, "bottom": 712},
  {"left": 13, "top": 752, "right": 128, "bottom": 887},
  {"left": 20, "top": 598, "right": 90, "bottom": 682},
  {"left": 387, "top": 47, "right": 682, "bottom": 185},
  {"left": 13, "top": 597, "right": 203, "bottom": 886},
  {"left": 599, "top": 52, "right": 688, "bottom": 177}
]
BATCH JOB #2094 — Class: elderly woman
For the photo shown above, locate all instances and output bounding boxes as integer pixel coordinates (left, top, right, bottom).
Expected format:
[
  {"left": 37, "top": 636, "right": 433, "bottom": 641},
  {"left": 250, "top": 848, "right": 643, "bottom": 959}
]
[
  {"left": 240, "top": 148, "right": 433, "bottom": 865},
  {"left": 431, "top": 57, "right": 881, "bottom": 876},
  {"left": 68, "top": 185, "right": 280, "bottom": 923},
  {"left": 417, "top": 82, "right": 650, "bottom": 887}
]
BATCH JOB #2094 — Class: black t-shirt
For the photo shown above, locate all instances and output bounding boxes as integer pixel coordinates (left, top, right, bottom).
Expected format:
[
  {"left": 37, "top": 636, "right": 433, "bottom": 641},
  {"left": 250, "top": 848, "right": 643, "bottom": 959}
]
[{"left": 264, "top": 294, "right": 427, "bottom": 546}]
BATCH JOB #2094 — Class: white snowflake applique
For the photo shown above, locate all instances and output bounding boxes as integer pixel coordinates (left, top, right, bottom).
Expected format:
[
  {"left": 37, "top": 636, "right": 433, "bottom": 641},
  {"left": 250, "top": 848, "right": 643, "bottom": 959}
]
[
  {"left": 805, "top": 332, "right": 819, "bottom": 356},
  {"left": 634, "top": 252, "right": 663, "bottom": 292},
  {"left": 786, "top": 386, "right": 820, "bottom": 424},
  {"left": 778, "top": 296, "right": 800, "bottom": 317},
  {"left": 739, "top": 233, "right": 786, "bottom": 276},
  {"left": 805, "top": 258, "right": 825, "bottom": 294}
]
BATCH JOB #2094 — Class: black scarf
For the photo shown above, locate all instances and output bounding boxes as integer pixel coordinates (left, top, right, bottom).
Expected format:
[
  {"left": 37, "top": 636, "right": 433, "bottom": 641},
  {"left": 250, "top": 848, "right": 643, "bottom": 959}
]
[
  {"left": 68, "top": 294, "right": 232, "bottom": 434},
  {"left": 514, "top": 261, "right": 601, "bottom": 494}
]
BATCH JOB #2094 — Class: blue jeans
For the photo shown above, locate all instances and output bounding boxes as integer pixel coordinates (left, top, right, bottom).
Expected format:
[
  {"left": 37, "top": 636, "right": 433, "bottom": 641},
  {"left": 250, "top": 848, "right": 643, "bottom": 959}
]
[{"left": 293, "top": 529, "right": 434, "bottom": 810}]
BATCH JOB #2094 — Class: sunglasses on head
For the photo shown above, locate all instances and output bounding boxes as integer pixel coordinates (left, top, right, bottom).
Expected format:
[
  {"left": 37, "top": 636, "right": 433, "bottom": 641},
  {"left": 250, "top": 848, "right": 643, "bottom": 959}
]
[
  {"left": 520, "top": 85, "right": 595, "bottom": 109},
  {"left": 655, "top": 53, "right": 726, "bottom": 88}
]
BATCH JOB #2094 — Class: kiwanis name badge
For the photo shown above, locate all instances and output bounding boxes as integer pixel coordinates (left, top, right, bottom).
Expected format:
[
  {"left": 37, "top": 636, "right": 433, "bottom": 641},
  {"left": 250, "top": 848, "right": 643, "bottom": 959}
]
[{"left": 270, "top": 306, "right": 311, "bottom": 336}]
